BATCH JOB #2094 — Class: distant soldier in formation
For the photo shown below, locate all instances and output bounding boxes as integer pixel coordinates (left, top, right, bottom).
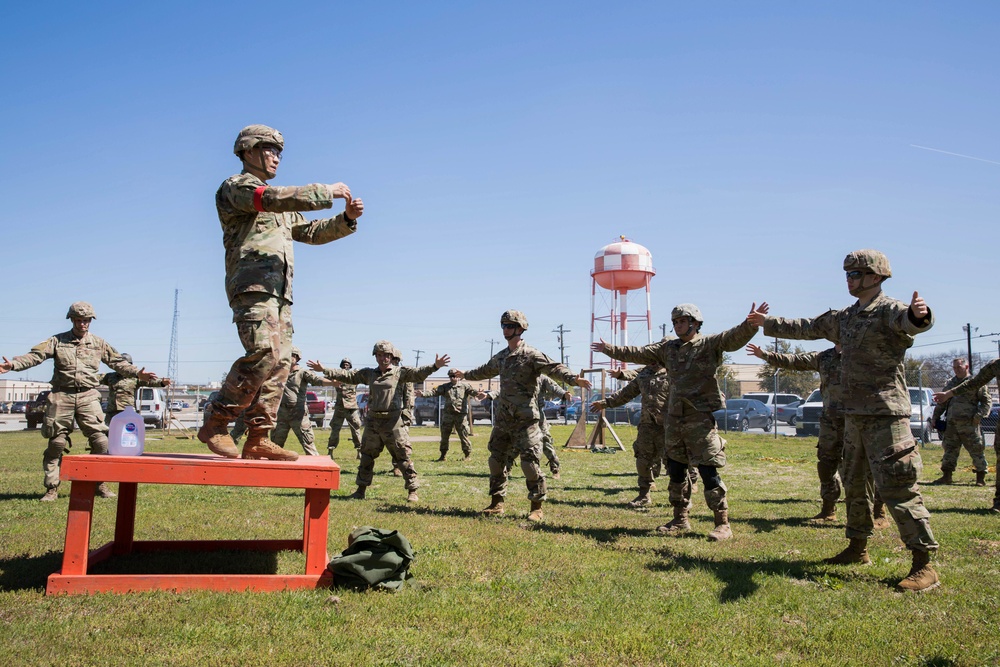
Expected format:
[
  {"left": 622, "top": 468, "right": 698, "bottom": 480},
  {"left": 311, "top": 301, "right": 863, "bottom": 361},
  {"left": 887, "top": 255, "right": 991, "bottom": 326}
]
[
  {"left": 199, "top": 124, "right": 362, "bottom": 462},
  {"left": 593, "top": 302, "right": 767, "bottom": 540},
  {"left": 327, "top": 357, "right": 363, "bottom": 458},
  {"left": 534, "top": 375, "right": 570, "bottom": 478},
  {"left": 756, "top": 249, "right": 940, "bottom": 592},
  {"left": 934, "top": 359, "right": 1000, "bottom": 513},
  {"left": 453, "top": 310, "right": 591, "bottom": 522},
  {"left": 101, "top": 352, "right": 171, "bottom": 425},
  {"left": 266, "top": 347, "right": 334, "bottom": 455},
  {"left": 929, "top": 358, "right": 991, "bottom": 487},
  {"left": 0, "top": 302, "right": 158, "bottom": 501},
  {"left": 309, "top": 341, "right": 449, "bottom": 503},
  {"left": 423, "top": 369, "right": 479, "bottom": 461}
]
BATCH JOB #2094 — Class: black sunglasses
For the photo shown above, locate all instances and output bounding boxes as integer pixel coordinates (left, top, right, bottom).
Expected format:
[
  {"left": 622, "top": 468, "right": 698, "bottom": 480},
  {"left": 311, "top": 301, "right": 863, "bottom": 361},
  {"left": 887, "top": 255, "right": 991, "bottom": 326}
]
[
  {"left": 845, "top": 270, "right": 871, "bottom": 280},
  {"left": 501, "top": 323, "right": 518, "bottom": 330}
]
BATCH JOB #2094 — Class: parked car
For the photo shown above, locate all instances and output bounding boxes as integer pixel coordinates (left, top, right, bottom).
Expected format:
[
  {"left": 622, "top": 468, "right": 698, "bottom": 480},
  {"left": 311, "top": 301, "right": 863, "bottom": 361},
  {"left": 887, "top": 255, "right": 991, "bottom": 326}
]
[
  {"left": 713, "top": 399, "right": 773, "bottom": 432},
  {"left": 742, "top": 392, "right": 802, "bottom": 411},
  {"left": 10, "top": 401, "right": 29, "bottom": 414},
  {"left": 306, "top": 391, "right": 326, "bottom": 427},
  {"left": 542, "top": 400, "right": 562, "bottom": 420},
  {"left": 795, "top": 389, "right": 823, "bottom": 436},
  {"left": 414, "top": 395, "right": 493, "bottom": 425},
  {"left": 169, "top": 400, "right": 185, "bottom": 411},
  {"left": 981, "top": 403, "right": 999, "bottom": 434},
  {"left": 603, "top": 397, "right": 642, "bottom": 426},
  {"left": 25, "top": 391, "right": 50, "bottom": 429},
  {"left": 775, "top": 400, "right": 802, "bottom": 425},
  {"left": 908, "top": 387, "right": 936, "bottom": 444},
  {"left": 565, "top": 397, "right": 584, "bottom": 422}
]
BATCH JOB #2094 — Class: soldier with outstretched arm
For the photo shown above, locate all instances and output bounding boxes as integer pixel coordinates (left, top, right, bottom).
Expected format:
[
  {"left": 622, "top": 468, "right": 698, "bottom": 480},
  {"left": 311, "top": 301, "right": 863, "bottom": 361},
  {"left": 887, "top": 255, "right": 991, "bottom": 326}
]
[
  {"left": 751, "top": 249, "right": 939, "bottom": 592},
  {"left": 927, "top": 358, "right": 992, "bottom": 488}
]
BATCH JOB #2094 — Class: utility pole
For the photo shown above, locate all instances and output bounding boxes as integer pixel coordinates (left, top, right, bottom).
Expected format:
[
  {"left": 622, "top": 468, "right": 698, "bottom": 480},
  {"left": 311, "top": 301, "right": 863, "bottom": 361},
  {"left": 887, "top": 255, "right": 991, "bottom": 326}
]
[
  {"left": 166, "top": 289, "right": 180, "bottom": 431},
  {"left": 412, "top": 349, "right": 425, "bottom": 389},
  {"left": 660, "top": 323, "right": 667, "bottom": 338},
  {"left": 485, "top": 338, "right": 500, "bottom": 390},
  {"left": 552, "top": 324, "right": 570, "bottom": 365},
  {"left": 964, "top": 323, "right": 976, "bottom": 372}
]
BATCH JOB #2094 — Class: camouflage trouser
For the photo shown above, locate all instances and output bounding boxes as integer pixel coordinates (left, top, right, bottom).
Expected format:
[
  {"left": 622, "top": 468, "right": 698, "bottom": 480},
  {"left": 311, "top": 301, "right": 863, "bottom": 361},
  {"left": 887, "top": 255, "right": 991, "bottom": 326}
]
[
  {"left": 271, "top": 409, "right": 318, "bottom": 456},
  {"left": 41, "top": 389, "right": 108, "bottom": 490},
  {"left": 843, "top": 415, "right": 938, "bottom": 551},
  {"left": 440, "top": 412, "right": 473, "bottom": 455},
  {"left": 211, "top": 293, "right": 293, "bottom": 430},
  {"left": 634, "top": 421, "right": 666, "bottom": 492},
  {"left": 490, "top": 419, "right": 546, "bottom": 501},
  {"left": 357, "top": 414, "right": 418, "bottom": 491},
  {"left": 504, "top": 422, "right": 559, "bottom": 474},
  {"left": 664, "top": 409, "right": 728, "bottom": 511},
  {"left": 816, "top": 409, "right": 846, "bottom": 503},
  {"left": 327, "top": 407, "right": 362, "bottom": 451},
  {"left": 104, "top": 407, "right": 130, "bottom": 426},
  {"left": 940, "top": 418, "right": 988, "bottom": 472}
]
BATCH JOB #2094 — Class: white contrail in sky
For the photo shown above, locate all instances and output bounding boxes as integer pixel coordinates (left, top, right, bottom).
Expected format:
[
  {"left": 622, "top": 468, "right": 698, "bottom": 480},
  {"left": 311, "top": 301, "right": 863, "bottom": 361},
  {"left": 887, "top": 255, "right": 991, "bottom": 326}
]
[{"left": 910, "top": 144, "right": 1000, "bottom": 166}]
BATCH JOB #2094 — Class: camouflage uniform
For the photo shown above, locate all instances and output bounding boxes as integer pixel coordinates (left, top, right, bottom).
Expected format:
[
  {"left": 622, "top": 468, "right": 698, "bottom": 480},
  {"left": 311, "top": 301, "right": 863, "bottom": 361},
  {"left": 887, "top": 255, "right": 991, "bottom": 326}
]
[
  {"left": 931, "top": 374, "right": 991, "bottom": 476},
  {"left": 535, "top": 376, "right": 565, "bottom": 474},
  {"left": 601, "top": 319, "right": 758, "bottom": 515},
  {"left": 101, "top": 373, "right": 169, "bottom": 425},
  {"left": 604, "top": 365, "right": 684, "bottom": 502},
  {"left": 328, "top": 382, "right": 363, "bottom": 453},
  {"left": 944, "top": 358, "right": 1000, "bottom": 505},
  {"left": 763, "top": 293, "right": 938, "bottom": 552},
  {"left": 10, "top": 331, "right": 140, "bottom": 489},
  {"left": 320, "top": 364, "right": 437, "bottom": 493},
  {"left": 269, "top": 366, "right": 328, "bottom": 455},
  {"left": 428, "top": 379, "right": 478, "bottom": 457},
  {"left": 208, "top": 165, "right": 356, "bottom": 432},
  {"left": 464, "top": 342, "right": 580, "bottom": 502}
]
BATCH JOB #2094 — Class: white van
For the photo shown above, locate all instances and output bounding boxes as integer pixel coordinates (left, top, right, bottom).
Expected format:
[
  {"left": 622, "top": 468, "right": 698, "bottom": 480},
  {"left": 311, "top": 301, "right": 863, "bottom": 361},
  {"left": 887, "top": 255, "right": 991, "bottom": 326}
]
[{"left": 137, "top": 387, "right": 167, "bottom": 428}]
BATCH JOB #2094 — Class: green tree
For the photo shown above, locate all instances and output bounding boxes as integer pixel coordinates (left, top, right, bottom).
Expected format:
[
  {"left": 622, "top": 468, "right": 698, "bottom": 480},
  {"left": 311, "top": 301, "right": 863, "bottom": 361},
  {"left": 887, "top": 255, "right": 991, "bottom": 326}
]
[{"left": 755, "top": 340, "right": 819, "bottom": 398}]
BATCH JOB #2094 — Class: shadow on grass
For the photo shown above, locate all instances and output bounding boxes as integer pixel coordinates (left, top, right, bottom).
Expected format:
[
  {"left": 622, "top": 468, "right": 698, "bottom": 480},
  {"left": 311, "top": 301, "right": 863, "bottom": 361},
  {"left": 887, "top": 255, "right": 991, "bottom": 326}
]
[
  {"left": 742, "top": 515, "right": 829, "bottom": 533},
  {"left": 0, "top": 551, "right": 63, "bottom": 592},
  {"left": 926, "top": 506, "right": 998, "bottom": 517},
  {"left": 430, "top": 471, "right": 491, "bottom": 479},
  {"left": 528, "top": 522, "right": 658, "bottom": 545},
  {"left": 0, "top": 492, "right": 45, "bottom": 501},
  {"left": 378, "top": 504, "right": 482, "bottom": 519},
  {"left": 755, "top": 497, "right": 816, "bottom": 506},
  {"left": 557, "top": 486, "right": 631, "bottom": 497},
  {"left": 588, "top": 472, "right": 635, "bottom": 478}
]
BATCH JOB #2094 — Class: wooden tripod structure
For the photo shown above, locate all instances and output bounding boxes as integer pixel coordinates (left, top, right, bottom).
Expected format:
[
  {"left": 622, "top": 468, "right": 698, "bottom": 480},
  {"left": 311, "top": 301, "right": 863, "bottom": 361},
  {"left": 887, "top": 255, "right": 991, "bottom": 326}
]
[{"left": 563, "top": 368, "right": 625, "bottom": 451}]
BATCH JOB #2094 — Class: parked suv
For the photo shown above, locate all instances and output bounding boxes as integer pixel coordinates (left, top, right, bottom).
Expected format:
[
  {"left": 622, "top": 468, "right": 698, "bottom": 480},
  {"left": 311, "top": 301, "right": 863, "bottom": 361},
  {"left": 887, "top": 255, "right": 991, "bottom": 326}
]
[
  {"left": 794, "top": 389, "right": 823, "bottom": 436},
  {"left": 908, "top": 387, "right": 936, "bottom": 444},
  {"left": 25, "top": 391, "right": 50, "bottom": 429}
]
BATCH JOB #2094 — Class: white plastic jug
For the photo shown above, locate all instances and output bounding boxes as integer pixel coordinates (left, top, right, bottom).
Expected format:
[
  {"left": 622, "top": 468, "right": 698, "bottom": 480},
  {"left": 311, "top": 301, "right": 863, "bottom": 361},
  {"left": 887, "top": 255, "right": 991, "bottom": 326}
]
[{"left": 108, "top": 406, "right": 145, "bottom": 456}]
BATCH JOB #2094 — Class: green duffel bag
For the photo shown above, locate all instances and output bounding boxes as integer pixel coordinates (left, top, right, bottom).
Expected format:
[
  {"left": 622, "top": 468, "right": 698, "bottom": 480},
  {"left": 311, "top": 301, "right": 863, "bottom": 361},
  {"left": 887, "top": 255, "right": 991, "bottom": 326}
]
[{"left": 326, "top": 526, "right": 415, "bottom": 592}]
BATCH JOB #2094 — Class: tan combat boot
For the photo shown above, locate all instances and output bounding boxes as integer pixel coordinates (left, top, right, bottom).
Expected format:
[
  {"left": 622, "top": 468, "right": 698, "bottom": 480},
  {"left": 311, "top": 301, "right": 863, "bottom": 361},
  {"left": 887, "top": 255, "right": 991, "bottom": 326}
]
[
  {"left": 896, "top": 550, "right": 940, "bottom": 592},
  {"left": 197, "top": 408, "right": 239, "bottom": 458},
  {"left": 810, "top": 499, "right": 837, "bottom": 522},
  {"left": 872, "top": 502, "right": 891, "bottom": 530},
  {"left": 40, "top": 487, "right": 59, "bottom": 502},
  {"left": 628, "top": 488, "right": 652, "bottom": 508},
  {"left": 975, "top": 471, "right": 987, "bottom": 487},
  {"left": 527, "top": 500, "right": 544, "bottom": 522},
  {"left": 435, "top": 452, "right": 447, "bottom": 462},
  {"left": 392, "top": 467, "right": 403, "bottom": 477},
  {"left": 823, "top": 538, "right": 871, "bottom": 565},
  {"left": 96, "top": 483, "right": 117, "bottom": 499},
  {"left": 930, "top": 470, "right": 953, "bottom": 485},
  {"left": 707, "top": 509, "right": 732, "bottom": 541},
  {"left": 406, "top": 489, "right": 419, "bottom": 503},
  {"left": 242, "top": 431, "right": 299, "bottom": 461},
  {"left": 657, "top": 505, "right": 690, "bottom": 534},
  {"left": 482, "top": 494, "right": 505, "bottom": 515},
  {"left": 992, "top": 497, "right": 1000, "bottom": 514},
  {"left": 349, "top": 485, "right": 367, "bottom": 500}
]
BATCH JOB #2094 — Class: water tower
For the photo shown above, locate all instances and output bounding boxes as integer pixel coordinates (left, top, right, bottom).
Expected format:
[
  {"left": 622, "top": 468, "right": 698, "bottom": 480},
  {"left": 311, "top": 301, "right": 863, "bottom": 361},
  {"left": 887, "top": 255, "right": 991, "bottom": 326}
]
[{"left": 589, "top": 237, "right": 656, "bottom": 370}]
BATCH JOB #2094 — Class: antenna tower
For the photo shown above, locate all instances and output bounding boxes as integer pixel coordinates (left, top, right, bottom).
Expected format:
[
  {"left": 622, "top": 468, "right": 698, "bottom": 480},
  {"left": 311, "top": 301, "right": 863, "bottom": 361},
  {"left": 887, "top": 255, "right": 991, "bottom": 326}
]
[{"left": 168, "top": 289, "right": 179, "bottom": 386}]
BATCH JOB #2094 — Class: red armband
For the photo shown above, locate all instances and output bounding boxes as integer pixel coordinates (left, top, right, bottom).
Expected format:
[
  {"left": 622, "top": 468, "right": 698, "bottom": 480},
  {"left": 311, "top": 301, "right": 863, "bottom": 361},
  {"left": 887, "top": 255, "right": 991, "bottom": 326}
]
[{"left": 252, "top": 186, "right": 267, "bottom": 212}]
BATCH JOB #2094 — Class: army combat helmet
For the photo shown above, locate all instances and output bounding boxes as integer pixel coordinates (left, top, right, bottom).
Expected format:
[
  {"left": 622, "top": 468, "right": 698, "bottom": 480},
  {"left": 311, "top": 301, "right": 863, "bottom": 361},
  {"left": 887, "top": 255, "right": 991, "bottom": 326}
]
[
  {"left": 340, "top": 358, "right": 352, "bottom": 369},
  {"left": 291, "top": 346, "right": 302, "bottom": 359},
  {"left": 66, "top": 301, "right": 96, "bottom": 320},
  {"left": 372, "top": 340, "right": 401, "bottom": 359},
  {"left": 121, "top": 353, "right": 133, "bottom": 364},
  {"left": 500, "top": 310, "right": 529, "bottom": 331},
  {"left": 844, "top": 249, "right": 892, "bottom": 279},
  {"left": 671, "top": 303, "right": 703, "bottom": 324},
  {"left": 233, "top": 124, "right": 284, "bottom": 157}
]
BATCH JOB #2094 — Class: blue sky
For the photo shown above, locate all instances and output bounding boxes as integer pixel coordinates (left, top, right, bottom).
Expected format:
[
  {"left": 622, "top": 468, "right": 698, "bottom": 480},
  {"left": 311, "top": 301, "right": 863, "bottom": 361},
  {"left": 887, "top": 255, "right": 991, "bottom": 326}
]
[{"left": 2, "top": 1, "right": 998, "bottom": 386}]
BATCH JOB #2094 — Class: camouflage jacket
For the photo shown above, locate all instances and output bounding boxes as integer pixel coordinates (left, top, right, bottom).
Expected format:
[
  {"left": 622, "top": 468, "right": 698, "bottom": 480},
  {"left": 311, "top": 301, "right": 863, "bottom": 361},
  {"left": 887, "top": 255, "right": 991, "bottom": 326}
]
[
  {"left": 463, "top": 341, "right": 579, "bottom": 425},
  {"left": 604, "top": 365, "right": 669, "bottom": 425},
  {"left": 936, "top": 370, "right": 994, "bottom": 421},
  {"left": 101, "top": 373, "right": 169, "bottom": 413},
  {"left": 758, "top": 348, "right": 842, "bottom": 411},
  {"left": 763, "top": 292, "right": 933, "bottom": 416},
  {"left": 429, "top": 381, "right": 478, "bottom": 415},
  {"left": 399, "top": 382, "right": 415, "bottom": 426},
  {"left": 216, "top": 171, "right": 357, "bottom": 305},
  {"left": 602, "top": 320, "right": 757, "bottom": 416},
  {"left": 279, "top": 366, "right": 328, "bottom": 416},
  {"left": 536, "top": 375, "right": 568, "bottom": 430},
  {"left": 11, "top": 331, "right": 140, "bottom": 392},
  {"left": 334, "top": 382, "right": 359, "bottom": 411},
  {"left": 322, "top": 365, "right": 436, "bottom": 415}
]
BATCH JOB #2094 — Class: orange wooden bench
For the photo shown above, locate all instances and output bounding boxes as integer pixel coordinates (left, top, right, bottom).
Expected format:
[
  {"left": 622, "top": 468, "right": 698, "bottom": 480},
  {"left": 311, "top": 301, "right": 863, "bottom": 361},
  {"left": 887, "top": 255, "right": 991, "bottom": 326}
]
[{"left": 46, "top": 452, "right": 340, "bottom": 595}]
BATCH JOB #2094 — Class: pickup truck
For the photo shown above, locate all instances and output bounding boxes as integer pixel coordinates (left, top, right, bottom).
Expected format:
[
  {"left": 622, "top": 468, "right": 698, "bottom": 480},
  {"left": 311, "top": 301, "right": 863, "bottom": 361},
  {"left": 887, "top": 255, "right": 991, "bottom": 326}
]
[
  {"left": 25, "top": 390, "right": 50, "bottom": 429},
  {"left": 306, "top": 391, "right": 327, "bottom": 428}
]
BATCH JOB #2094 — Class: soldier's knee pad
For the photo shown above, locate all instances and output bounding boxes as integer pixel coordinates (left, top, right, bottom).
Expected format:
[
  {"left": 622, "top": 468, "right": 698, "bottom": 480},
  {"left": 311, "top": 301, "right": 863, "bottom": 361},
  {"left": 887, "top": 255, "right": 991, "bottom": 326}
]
[
  {"left": 667, "top": 458, "right": 688, "bottom": 483},
  {"left": 698, "top": 464, "right": 722, "bottom": 491}
]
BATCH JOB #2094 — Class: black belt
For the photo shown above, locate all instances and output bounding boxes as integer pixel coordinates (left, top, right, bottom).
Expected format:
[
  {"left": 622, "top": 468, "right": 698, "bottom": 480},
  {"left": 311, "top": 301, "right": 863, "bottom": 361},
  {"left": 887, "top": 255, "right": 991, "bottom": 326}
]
[{"left": 54, "top": 387, "right": 94, "bottom": 394}]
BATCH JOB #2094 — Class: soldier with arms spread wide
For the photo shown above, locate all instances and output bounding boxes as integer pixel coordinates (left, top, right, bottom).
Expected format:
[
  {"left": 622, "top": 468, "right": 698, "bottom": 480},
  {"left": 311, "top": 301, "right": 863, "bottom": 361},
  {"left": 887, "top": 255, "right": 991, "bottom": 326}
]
[
  {"left": 928, "top": 358, "right": 991, "bottom": 487},
  {"left": 327, "top": 358, "right": 363, "bottom": 457},
  {"left": 755, "top": 249, "right": 940, "bottom": 592},
  {"left": 199, "top": 124, "right": 362, "bottom": 462},
  {"left": 424, "top": 369, "right": 479, "bottom": 462}
]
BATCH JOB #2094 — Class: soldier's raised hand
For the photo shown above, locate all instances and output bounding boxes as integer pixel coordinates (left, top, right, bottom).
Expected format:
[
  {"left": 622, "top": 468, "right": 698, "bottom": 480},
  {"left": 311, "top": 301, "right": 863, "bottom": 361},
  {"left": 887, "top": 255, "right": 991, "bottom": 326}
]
[
  {"left": 575, "top": 377, "right": 593, "bottom": 389},
  {"left": 0, "top": 357, "right": 11, "bottom": 374},
  {"left": 747, "top": 302, "right": 769, "bottom": 327},
  {"left": 307, "top": 359, "right": 325, "bottom": 372},
  {"left": 162, "top": 378, "right": 172, "bottom": 387},
  {"left": 137, "top": 367, "right": 156, "bottom": 383},
  {"left": 346, "top": 197, "right": 364, "bottom": 220},
  {"left": 452, "top": 369, "right": 466, "bottom": 379},
  {"left": 591, "top": 338, "right": 608, "bottom": 354},
  {"left": 475, "top": 391, "right": 488, "bottom": 400},
  {"left": 746, "top": 344, "right": 764, "bottom": 359},
  {"left": 590, "top": 400, "right": 606, "bottom": 413},
  {"left": 434, "top": 354, "right": 451, "bottom": 369},
  {"left": 910, "top": 291, "right": 929, "bottom": 319},
  {"left": 328, "top": 183, "right": 352, "bottom": 201},
  {"left": 932, "top": 390, "right": 953, "bottom": 404}
]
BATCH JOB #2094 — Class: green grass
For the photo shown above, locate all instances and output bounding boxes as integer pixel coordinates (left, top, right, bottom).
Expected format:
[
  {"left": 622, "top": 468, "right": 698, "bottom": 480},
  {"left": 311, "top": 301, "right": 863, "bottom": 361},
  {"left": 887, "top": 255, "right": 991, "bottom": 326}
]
[{"left": 1, "top": 425, "right": 998, "bottom": 666}]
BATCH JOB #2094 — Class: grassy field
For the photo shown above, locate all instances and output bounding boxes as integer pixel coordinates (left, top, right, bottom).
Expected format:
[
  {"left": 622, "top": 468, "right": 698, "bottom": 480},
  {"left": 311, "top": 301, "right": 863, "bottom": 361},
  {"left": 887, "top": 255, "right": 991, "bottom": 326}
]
[{"left": 1, "top": 424, "right": 998, "bottom": 667}]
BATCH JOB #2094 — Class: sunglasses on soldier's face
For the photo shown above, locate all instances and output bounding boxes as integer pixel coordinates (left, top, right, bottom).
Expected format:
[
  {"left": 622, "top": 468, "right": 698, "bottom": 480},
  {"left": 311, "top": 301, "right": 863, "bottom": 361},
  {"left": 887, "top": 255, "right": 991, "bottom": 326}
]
[
  {"left": 845, "top": 270, "right": 870, "bottom": 281},
  {"left": 501, "top": 324, "right": 518, "bottom": 330}
]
